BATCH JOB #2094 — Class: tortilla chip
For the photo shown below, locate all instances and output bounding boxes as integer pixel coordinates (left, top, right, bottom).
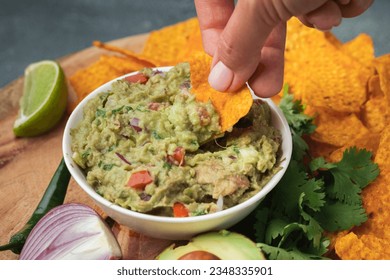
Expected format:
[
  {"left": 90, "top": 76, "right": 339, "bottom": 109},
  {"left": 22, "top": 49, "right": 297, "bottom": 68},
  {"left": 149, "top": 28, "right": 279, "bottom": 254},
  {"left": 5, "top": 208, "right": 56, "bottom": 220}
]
[
  {"left": 333, "top": 164, "right": 390, "bottom": 260},
  {"left": 359, "top": 75, "right": 389, "bottom": 138},
  {"left": 310, "top": 107, "right": 369, "bottom": 147},
  {"left": 359, "top": 168, "right": 390, "bottom": 229},
  {"left": 325, "top": 32, "right": 343, "bottom": 48},
  {"left": 69, "top": 42, "right": 156, "bottom": 107},
  {"left": 301, "top": 49, "right": 368, "bottom": 113},
  {"left": 328, "top": 131, "right": 380, "bottom": 162},
  {"left": 306, "top": 137, "right": 338, "bottom": 161},
  {"left": 340, "top": 34, "right": 375, "bottom": 72},
  {"left": 373, "top": 55, "right": 390, "bottom": 119},
  {"left": 93, "top": 41, "right": 155, "bottom": 68},
  {"left": 188, "top": 52, "right": 253, "bottom": 132},
  {"left": 335, "top": 232, "right": 390, "bottom": 260},
  {"left": 142, "top": 17, "right": 203, "bottom": 66},
  {"left": 281, "top": 18, "right": 370, "bottom": 113},
  {"left": 323, "top": 230, "right": 348, "bottom": 258},
  {"left": 374, "top": 124, "right": 390, "bottom": 169},
  {"left": 99, "top": 55, "right": 150, "bottom": 74},
  {"left": 69, "top": 57, "right": 122, "bottom": 103}
]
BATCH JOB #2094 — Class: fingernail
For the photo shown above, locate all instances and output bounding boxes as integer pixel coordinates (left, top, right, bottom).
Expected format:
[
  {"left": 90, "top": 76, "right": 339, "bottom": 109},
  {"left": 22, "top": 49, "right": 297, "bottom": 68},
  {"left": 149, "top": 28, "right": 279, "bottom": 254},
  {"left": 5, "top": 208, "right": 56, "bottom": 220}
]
[{"left": 208, "top": 61, "right": 234, "bottom": 92}]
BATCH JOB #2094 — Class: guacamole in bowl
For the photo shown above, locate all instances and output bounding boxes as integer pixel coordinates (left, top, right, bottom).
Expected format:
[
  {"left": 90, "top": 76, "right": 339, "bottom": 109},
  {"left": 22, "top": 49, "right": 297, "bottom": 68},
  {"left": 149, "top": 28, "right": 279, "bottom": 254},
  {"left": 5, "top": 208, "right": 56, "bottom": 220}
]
[{"left": 69, "top": 63, "right": 282, "bottom": 218}]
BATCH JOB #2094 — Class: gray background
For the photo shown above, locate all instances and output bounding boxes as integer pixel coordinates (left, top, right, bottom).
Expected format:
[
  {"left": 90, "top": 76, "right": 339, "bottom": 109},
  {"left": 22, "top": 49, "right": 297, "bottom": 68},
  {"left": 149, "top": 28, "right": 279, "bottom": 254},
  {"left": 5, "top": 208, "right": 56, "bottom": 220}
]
[{"left": 1, "top": 0, "right": 389, "bottom": 88}]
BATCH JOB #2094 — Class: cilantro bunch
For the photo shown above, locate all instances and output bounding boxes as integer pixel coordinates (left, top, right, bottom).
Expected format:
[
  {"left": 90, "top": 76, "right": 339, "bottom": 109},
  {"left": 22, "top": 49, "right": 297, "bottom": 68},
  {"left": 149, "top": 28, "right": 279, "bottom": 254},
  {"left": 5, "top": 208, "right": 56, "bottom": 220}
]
[{"left": 236, "top": 86, "right": 379, "bottom": 259}]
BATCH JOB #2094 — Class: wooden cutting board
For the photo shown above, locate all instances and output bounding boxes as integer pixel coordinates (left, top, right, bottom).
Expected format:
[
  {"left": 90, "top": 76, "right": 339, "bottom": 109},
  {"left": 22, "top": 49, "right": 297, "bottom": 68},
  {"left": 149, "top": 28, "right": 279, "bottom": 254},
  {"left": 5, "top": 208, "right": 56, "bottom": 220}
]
[{"left": 0, "top": 33, "right": 172, "bottom": 260}]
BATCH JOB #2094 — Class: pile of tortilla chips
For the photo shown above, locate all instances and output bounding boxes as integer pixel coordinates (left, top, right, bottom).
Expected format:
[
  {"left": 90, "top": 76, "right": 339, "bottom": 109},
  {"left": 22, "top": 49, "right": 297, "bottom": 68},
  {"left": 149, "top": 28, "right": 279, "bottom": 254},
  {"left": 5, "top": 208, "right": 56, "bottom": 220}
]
[
  {"left": 69, "top": 17, "right": 390, "bottom": 259},
  {"left": 280, "top": 18, "right": 390, "bottom": 260}
]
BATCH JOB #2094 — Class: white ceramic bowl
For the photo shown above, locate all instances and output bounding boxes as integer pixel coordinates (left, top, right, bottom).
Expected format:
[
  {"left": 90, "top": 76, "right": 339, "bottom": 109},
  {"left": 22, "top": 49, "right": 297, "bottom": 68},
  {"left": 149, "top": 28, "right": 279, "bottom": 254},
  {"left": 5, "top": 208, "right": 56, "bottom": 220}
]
[{"left": 63, "top": 67, "right": 292, "bottom": 240}]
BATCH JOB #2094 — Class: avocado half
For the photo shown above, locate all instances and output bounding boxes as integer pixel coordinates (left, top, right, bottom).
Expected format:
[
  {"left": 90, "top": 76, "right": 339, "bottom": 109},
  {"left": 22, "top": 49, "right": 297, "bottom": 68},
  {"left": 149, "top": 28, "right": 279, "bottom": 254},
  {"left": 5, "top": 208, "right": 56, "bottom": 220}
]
[{"left": 156, "top": 230, "right": 265, "bottom": 260}]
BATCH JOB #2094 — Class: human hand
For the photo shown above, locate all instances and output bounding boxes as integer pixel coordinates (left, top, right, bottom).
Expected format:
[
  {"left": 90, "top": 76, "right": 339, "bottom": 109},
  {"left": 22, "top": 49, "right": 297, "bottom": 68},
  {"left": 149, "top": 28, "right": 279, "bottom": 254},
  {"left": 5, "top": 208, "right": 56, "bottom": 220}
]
[{"left": 194, "top": 0, "right": 374, "bottom": 97}]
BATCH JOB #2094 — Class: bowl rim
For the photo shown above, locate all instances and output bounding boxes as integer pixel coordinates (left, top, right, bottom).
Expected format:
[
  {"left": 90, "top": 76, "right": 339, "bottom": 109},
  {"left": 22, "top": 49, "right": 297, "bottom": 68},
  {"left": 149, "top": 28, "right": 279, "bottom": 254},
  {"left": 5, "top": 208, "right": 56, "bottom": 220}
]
[{"left": 63, "top": 66, "right": 292, "bottom": 224}]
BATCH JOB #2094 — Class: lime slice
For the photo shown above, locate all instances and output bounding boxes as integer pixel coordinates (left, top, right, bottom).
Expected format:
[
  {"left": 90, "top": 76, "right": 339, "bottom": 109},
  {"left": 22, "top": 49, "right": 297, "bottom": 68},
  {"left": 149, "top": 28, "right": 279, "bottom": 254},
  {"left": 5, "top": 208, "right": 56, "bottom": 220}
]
[{"left": 13, "top": 60, "right": 68, "bottom": 137}]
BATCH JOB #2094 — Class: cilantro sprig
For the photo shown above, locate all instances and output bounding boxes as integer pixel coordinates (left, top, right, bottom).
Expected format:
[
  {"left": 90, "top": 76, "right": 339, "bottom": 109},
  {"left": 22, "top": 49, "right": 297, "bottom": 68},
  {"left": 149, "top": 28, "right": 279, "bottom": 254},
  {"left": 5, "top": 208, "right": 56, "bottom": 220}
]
[{"left": 233, "top": 86, "right": 380, "bottom": 260}]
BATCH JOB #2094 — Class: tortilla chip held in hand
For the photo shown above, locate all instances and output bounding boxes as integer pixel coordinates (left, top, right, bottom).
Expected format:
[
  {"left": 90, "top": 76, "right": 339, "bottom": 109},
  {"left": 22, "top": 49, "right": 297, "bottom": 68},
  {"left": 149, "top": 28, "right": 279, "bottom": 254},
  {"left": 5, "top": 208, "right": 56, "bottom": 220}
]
[{"left": 188, "top": 52, "right": 253, "bottom": 132}]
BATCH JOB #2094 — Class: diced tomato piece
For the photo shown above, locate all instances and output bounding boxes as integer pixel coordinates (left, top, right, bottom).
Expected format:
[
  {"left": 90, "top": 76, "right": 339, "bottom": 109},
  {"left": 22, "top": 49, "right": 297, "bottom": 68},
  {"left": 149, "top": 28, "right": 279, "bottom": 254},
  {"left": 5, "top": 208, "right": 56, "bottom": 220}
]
[
  {"left": 124, "top": 73, "right": 148, "bottom": 84},
  {"left": 148, "top": 102, "right": 160, "bottom": 111},
  {"left": 127, "top": 170, "right": 153, "bottom": 189},
  {"left": 173, "top": 202, "right": 189, "bottom": 217},
  {"left": 167, "top": 146, "right": 185, "bottom": 166},
  {"left": 172, "top": 147, "right": 185, "bottom": 165}
]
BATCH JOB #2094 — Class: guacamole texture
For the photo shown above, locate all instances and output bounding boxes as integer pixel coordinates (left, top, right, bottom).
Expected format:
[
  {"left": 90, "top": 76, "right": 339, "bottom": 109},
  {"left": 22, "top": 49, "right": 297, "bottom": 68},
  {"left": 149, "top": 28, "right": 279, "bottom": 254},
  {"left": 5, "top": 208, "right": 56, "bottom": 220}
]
[{"left": 71, "top": 63, "right": 281, "bottom": 217}]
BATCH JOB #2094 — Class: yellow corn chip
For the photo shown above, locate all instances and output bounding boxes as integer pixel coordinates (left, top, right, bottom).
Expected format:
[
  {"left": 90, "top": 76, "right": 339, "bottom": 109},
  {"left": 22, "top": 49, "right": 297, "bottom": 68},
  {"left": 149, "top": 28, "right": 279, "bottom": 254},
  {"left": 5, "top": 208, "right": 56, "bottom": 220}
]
[
  {"left": 335, "top": 232, "right": 390, "bottom": 260},
  {"left": 373, "top": 54, "right": 390, "bottom": 110},
  {"left": 360, "top": 168, "right": 390, "bottom": 229},
  {"left": 281, "top": 18, "right": 370, "bottom": 113},
  {"left": 188, "top": 51, "right": 253, "bottom": 132},
  {"left": 142, "top": 17, "right": 203, "bottom": 66},
  {"left": 306, "top": 138, "right": 338, "bottom": 161},
  {"left": 93, "top": 41, "right": 155, "bottom": 68},
  {"left": 100, "top": 55, "right": 149, "bottom": 74},
  {"left": 69, "top": 57, "right": 122, "bottom": 103},
  {"left": 341, "top": 33, "right": 375, "bottom": 72},
  {"left": 325, "top": 32, "right": 343, "bottom": 48},
  {"left": 328, "top": 132, "right": 380, "bottom": 162},
  {"left": 374, "top": 124, "right": 390, "bottom": 169},
  {"left": 361, "top": 80, "right": 389, "bottom": 134},
  {"left": 310, "top": 107, "right": 369, "bottom": 147},
  {"left": 334, "top": 167, "right": 390, "bottom": 260}
]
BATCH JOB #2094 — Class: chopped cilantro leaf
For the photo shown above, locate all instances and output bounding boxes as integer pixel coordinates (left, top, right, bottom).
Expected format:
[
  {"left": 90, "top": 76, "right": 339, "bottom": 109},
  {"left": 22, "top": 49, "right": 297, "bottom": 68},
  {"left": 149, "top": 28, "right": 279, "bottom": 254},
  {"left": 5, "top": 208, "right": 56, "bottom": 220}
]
[
  {"left": 108, "top": 145, "right": 116, "bottom": 152},
  {"left": 152, "top": 131, "right": 163, "bottom": 140},
  {"left": 278, "top": 85, "right": 316, "bottom": 161},
  {"left": 258, "top": 243, "right": 328, "bottom": 260},
  {"left": 313, "top": 200, "right": 368, "bottom": 232},
  {"left": 136, "top": 104, "right": 149, "bottom": 112},
  {"left": 96, "top": 108, "right": 106, "bottom": 118},
  {"left": 232, "top": 145, "right": 240, "bottom": 154},
  {"left": 124, "top": 106, "right": 133, "bottom": 112},
  {"left": 163, "top": 162, "right": 172, "bottom": 170},
  {"left": 81, "top": 148, "right": 91, "bottom": 159},
  {"left": 278, "top": 85, "right": 316, "bottom": 136},
  {"left": 193, "top": 209, "right": 208, "bottom": 216},
  {"left": 111, "top": 106, "right": 124, "bottom": 115},
  {"left": 102, "top": 163, "right": 114, "bottom": 171},
  {"left": 311, "top": 147, "right": 379, "bottom": 205}
]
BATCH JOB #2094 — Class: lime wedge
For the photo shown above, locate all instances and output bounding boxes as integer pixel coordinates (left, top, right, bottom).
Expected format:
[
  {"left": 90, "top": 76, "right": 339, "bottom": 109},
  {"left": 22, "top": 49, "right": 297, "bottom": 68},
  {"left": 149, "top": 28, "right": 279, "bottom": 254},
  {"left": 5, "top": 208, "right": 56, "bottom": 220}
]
[{"left": 13, "top": 60, "right": 68, "bottom": 137}]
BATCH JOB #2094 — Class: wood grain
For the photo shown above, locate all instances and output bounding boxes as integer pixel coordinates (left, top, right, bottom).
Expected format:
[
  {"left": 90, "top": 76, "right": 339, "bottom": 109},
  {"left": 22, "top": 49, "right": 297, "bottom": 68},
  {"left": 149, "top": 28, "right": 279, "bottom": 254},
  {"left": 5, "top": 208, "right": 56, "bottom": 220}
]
[{"left": 0, "top": 33, "right": 172, "bottom": 260}]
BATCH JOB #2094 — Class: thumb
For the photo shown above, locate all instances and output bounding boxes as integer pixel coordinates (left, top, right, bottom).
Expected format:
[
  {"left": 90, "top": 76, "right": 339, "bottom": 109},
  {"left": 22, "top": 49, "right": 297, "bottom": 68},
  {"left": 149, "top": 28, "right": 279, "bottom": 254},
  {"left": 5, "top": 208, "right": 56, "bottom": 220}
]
[
  {"left": 208, "top": 0, "right": 329, "bottom": 92},
  {"left": 208, "top": 0, "right": 274, "bottom": 92}
]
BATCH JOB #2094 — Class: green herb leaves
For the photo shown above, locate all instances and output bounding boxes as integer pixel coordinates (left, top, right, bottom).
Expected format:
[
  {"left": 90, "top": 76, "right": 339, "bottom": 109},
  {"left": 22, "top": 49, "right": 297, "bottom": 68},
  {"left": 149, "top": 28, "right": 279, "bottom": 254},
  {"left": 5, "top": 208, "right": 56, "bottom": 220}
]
[
  {"left": 310, "top": 148, "right": 379, "bottom": 231},
  {"left": 278, "top": 85, "right": 315, "bottom": 162},
  {"left": 250, "top": 87, "right": 379, "bottom": 260}
]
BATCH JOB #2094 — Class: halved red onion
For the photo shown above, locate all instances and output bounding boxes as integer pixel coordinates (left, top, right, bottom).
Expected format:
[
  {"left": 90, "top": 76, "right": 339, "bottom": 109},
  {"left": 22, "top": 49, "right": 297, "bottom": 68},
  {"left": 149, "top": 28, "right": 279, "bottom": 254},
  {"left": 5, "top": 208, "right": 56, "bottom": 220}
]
[{"left": 19, "top": 203, "right": 122, "bottom": 260}]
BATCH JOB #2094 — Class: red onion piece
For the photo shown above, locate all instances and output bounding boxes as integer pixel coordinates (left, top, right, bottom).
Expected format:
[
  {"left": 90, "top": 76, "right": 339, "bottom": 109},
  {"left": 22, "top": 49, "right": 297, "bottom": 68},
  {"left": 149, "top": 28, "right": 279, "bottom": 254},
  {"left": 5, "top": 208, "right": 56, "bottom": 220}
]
[
  {"left": 115, "top": 152, "right": 132, "bottom": 165},
  {"left": 216, "top": 196, "right": 224, "bottom": 212},
  {"left": 130, "top": 118, "right": 142, "bottom": 132},
  {"left": 19, "top": 203, "right": 122, "bottom": 260}
]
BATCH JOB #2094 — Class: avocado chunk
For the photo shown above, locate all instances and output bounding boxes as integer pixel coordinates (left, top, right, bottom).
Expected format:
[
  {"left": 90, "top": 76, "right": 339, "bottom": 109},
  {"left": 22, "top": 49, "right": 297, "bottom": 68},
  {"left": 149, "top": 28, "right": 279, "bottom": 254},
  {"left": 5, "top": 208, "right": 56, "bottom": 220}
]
[{"left": 156, "top": 230, "right": 265, "bottom": 260}]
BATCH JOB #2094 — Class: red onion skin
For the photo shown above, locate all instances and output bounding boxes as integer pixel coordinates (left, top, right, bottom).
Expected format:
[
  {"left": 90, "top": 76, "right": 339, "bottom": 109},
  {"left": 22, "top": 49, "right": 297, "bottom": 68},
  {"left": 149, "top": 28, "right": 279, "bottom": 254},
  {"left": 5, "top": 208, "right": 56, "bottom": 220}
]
[{"left": 115, "top": 152, "right": 132, "bottom": 165}]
